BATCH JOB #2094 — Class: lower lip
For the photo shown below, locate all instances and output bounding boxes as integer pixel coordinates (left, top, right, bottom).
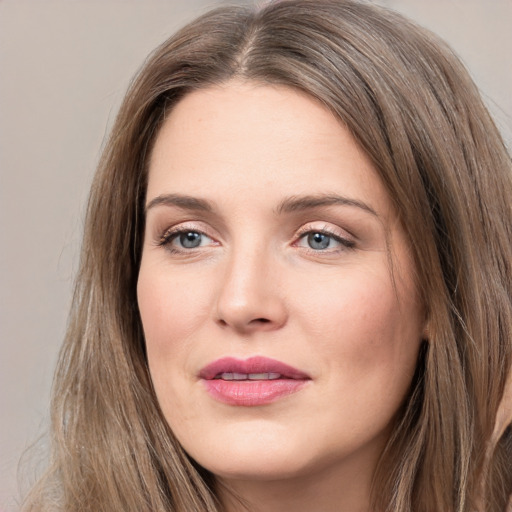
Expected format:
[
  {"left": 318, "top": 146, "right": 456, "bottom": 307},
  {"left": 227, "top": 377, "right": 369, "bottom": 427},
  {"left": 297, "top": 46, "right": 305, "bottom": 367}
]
[{"left": 202, "top": 379, "right": 308, "bottom": 406}]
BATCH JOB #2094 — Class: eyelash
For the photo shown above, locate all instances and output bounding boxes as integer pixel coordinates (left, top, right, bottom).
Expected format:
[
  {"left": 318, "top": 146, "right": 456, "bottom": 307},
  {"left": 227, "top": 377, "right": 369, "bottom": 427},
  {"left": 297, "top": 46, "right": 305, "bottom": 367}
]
[
  {"left": 294, "top": 226, "right": 356, "bottom": 253},
  {"left": 157, "top": 224, "right": 356, "bottom": 254},
  {"left": 157, "top": 225, "right": 216, "bottom": 254}
]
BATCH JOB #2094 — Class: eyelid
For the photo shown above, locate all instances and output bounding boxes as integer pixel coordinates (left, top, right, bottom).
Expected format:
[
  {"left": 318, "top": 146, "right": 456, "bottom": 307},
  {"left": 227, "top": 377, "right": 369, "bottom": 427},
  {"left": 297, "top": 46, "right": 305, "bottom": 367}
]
[
  {"left": 157, "top": 222, "right": 220, "bottom": 249},
  {"left": 293, "top": 223, "right": 356, "bottom": 250},
  {"left": 154, "top": 220, "right": 355, "bottom": 254}
]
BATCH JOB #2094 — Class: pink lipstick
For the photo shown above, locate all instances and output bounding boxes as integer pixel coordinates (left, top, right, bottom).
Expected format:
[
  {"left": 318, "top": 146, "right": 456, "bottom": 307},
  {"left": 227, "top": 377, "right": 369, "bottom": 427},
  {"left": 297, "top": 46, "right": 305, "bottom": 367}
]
[{"left": 199, "top": 356, "right": 310, "bottom": 406}]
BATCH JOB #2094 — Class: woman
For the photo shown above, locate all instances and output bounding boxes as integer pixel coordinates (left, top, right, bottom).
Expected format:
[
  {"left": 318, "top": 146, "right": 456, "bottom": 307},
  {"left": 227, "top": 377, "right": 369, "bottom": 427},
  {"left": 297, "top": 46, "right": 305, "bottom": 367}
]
[{"left": 23, "top": 0, "right": 512, "bottom": 511}]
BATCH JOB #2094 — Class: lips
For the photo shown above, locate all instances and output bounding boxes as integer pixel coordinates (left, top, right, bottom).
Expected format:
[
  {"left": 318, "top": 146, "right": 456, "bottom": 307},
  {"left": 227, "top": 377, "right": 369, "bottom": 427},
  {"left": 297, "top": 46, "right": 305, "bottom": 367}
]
[
  {"left": 199, "top": 356, "right": 310, "bottom": 380},
  {"left": 199, "top": 356, "right": 310, "bottom": 406}
]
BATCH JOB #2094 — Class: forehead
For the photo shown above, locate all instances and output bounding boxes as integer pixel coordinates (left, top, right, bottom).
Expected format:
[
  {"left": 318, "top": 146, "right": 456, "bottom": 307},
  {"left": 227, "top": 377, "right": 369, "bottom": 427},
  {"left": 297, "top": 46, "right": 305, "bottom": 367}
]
[{"left": 147, "top": 81, "right": 392, "bottom": 218}]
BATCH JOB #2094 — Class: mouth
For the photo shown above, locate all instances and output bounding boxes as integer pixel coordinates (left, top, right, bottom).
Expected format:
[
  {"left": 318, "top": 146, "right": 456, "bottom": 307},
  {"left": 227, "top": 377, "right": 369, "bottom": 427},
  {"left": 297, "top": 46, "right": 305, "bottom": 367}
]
[
  {"left": 199, "top": 356, "right": 311, "bottom": 406},
  {"left": 213, "top": 372, "right": 282, "bottom": 381}
]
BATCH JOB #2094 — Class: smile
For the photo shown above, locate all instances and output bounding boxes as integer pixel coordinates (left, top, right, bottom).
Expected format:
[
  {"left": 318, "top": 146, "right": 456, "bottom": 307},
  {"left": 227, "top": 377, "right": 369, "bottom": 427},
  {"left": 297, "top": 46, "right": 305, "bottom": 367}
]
[{"left": 199, "top": 356, "right": 311, "bottom": 406}]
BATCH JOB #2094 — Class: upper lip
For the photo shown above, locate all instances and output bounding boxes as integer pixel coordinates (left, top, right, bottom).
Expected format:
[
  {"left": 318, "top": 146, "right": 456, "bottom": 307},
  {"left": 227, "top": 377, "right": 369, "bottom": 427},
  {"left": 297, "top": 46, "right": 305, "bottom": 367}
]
[{"left": 199, "top": 356, "right": 310, "bottom": 380}]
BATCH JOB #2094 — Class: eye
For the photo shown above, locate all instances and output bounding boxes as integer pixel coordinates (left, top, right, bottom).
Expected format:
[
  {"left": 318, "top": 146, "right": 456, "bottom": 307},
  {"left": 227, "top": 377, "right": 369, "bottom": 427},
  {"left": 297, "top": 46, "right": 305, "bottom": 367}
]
[
  {"left": 295, "top": 229, "right": 355, "bottom": 252},
  {"left": 159, "top": 228, "right": 216, "bottom": 252}
]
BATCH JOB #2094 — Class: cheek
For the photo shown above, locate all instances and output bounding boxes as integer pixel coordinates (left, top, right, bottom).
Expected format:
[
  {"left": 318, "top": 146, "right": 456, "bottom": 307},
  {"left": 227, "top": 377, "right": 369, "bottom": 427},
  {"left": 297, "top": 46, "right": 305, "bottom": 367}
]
[
  {"left": 137, "top": 265, "right": 212, "bottom": 354},
  {"left": 137, "top": 265, "right": 213, "bottom": 421},
  {"left": 292, "top": 266, "right": 423, "bottom": 451},
  {"left": 296, "top": 264, "right": 422, "bottom": 385},
  {"left": 136, "top": 263, "right": 217, "bottom": 417}
]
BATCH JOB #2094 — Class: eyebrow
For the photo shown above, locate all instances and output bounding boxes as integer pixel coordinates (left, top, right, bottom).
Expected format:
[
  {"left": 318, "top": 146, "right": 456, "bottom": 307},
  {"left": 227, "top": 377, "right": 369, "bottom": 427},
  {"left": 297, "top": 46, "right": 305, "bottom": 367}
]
[
  {"left": 145, "top": 192, "right": 378, "bottom": 217},
  {"left": 145, "top": 193, "right": 214, "bottom": 213},
  {"left": 275, "top": 194, "right": 378, "bottom": 217}
]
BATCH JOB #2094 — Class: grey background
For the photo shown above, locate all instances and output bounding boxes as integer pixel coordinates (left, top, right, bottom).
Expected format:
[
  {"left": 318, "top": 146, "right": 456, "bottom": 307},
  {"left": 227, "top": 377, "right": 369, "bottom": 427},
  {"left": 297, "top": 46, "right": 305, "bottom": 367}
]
[{"left": 1, "top": 1, "right": 511, "bottom": 510}]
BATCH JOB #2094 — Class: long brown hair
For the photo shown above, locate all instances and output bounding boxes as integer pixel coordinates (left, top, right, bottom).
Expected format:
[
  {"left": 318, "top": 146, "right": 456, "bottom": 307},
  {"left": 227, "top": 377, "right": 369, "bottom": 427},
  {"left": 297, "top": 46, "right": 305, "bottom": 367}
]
[{"left": 23, "top": 1, "right": 512, "bottom": 510}]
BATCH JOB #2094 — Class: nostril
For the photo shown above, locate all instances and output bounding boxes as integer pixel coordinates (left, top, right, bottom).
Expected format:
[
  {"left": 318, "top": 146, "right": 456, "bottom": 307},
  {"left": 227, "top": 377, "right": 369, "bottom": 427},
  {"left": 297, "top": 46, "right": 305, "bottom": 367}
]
[{"left": 216, "top": 317, "right": 271, "bottom": 329}]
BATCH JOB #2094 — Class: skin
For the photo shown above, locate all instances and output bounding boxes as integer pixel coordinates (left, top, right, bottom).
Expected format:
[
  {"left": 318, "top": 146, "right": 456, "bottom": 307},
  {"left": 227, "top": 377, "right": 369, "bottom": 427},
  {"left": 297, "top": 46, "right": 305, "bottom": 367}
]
[{"left": 137, "top": 81, "right": 425, "bottom": 512}]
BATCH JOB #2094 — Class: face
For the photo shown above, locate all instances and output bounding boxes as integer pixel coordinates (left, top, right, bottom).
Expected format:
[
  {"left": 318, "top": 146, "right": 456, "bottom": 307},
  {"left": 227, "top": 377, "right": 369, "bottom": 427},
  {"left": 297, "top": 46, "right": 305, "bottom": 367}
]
[{"left": 137, "top": 82, "right": 425, "bottom": 487}]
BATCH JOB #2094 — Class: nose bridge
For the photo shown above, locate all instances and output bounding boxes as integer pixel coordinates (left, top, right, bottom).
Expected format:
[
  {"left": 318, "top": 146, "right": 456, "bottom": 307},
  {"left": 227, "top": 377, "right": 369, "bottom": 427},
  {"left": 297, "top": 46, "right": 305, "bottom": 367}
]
[{"left": 215, "top": 237, "right": 286, "bottom": 331}]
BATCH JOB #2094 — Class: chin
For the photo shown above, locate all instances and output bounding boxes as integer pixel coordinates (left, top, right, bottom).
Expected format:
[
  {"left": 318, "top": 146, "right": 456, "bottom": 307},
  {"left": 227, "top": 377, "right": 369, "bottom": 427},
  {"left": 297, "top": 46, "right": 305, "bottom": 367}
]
[
  {"left": 182, "top": 421, "right": 316, "bottom": 480},
  {"left": 199, "top": 453, "right": 315, "bottom": 483}
]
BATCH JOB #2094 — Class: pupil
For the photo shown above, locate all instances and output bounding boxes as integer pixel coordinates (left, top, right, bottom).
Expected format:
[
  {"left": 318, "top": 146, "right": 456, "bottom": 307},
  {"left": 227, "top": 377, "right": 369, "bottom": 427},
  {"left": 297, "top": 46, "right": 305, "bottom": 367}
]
[
  {"left": 180, "top": 232, "right": 201, "bottom": 248},
  {"left": 308, "top": 232, "right": 330, "bottom": 250}
]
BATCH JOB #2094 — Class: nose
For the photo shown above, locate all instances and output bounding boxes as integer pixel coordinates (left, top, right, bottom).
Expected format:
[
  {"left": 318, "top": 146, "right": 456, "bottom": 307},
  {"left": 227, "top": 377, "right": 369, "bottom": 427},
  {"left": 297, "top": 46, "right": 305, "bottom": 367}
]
[{"left": 214, "top": 248, "right": 288, "bottom": 334}]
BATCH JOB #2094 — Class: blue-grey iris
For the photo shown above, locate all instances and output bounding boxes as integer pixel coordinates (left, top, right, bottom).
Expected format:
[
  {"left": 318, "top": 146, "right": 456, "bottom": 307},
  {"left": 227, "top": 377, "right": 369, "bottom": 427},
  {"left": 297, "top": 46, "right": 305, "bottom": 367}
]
[
  {"left": 180, "top": 232, "right": 202, "bottom": 248},
  {"left": 308, "top": 232, "right": 331, "bottom": 250}
]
